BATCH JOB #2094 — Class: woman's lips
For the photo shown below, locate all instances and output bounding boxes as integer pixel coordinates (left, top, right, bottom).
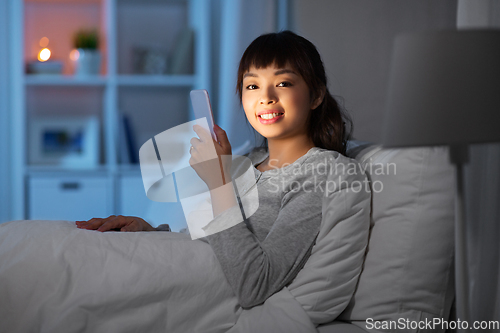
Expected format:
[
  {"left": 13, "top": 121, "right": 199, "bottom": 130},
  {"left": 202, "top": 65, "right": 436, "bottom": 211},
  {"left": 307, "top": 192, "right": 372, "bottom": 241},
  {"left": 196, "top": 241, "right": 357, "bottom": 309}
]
[{"left": 258, "top": 112, "right": 284, "bottom": 124}]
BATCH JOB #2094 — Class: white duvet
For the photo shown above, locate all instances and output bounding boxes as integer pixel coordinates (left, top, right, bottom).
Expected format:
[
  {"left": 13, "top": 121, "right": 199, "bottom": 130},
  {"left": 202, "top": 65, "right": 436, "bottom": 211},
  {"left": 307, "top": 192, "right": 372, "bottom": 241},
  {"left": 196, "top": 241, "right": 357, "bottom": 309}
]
[{"left": 0, "top": 220, "right": 318, "bottom": 333}]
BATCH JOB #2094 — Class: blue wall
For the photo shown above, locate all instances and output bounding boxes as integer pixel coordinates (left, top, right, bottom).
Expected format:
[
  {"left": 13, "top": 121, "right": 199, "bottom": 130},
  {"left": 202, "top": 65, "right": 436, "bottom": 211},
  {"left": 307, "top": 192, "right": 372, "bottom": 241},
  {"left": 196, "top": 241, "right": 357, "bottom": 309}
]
[{"left": 0, "top": 0, "right": 12, "bottom": 223}]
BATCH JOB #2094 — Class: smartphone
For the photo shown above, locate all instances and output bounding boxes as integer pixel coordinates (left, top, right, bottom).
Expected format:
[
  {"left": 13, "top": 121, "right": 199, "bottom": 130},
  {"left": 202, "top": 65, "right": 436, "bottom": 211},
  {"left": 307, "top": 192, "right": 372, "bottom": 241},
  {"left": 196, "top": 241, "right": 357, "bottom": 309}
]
[{"left": 190, "top": 89, "right": 217, "bottom": 141}]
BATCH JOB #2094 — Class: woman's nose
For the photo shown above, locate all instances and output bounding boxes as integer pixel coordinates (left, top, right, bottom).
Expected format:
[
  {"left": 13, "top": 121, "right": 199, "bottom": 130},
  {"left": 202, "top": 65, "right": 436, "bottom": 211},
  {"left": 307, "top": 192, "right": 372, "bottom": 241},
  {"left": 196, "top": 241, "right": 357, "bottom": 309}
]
[{"left": 259, "top": 87, "right": 277, "bottom": 105}]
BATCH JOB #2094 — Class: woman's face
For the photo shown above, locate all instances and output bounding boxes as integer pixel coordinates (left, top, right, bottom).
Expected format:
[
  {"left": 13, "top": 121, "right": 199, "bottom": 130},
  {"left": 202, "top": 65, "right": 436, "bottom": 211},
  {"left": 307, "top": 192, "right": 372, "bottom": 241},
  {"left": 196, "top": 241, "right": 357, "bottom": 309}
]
[{"left": 241, "top": 63, "right": 319, "bottom": 142}]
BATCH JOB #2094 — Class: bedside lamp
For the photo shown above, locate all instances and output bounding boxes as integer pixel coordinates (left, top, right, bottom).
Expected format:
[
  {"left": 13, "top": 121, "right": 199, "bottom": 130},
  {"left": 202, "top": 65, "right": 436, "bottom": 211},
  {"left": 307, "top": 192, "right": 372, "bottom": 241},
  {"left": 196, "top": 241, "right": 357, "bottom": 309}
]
[{"left": 382, "top": 30, "right": 500, "bottom": 333}]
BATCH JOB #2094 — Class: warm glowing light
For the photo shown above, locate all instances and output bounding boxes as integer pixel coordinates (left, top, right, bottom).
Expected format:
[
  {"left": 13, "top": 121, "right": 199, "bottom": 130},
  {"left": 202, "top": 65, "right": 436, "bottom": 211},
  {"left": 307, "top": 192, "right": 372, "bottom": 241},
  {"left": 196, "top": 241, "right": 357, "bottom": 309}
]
[
  {"left": 69, "top": 49, "right": 80, "bottom": 61},
  {"left": 39, "top": 37, "right": 49, "bottom": 48},
  {"left": 38, "top": 48, "right": 51, "bottom": 62}
]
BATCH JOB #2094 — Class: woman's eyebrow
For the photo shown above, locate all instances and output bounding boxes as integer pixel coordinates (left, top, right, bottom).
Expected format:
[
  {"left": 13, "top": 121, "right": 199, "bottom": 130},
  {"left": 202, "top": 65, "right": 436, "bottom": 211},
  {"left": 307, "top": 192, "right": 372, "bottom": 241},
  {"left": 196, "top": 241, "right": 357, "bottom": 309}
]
[
  {"left": 243, "top": 72, "right": 258, "bottom": 79},
  {"left": 274, "top": 69, "right": 297, "bottom": 76},
  {"left": 243, "top": 69, "right": 297, "bottom": 79}
]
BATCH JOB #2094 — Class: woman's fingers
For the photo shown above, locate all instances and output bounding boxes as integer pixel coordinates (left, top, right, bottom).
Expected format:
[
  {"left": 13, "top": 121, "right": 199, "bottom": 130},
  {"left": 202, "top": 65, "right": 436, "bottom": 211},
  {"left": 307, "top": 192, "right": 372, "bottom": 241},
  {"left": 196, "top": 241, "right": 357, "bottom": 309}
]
[
  {"left": 76, "top": 217, "right": 107, "bottom": 230},
  {"left": 190, "top": 137, "right": 201, "bottom": 147},
  {"left": 192, "top": 124, "right": 212, "bottom": 142},
  {"left": 191, "top": 124, "right": 232, "bottom": 155},
  {"left": 121, "top": 222, "right": 139, "bottom": 232},
  {"left": 76, "top": 215, "right": 153, "bottom": 232},
  {"left": 119, "top": 216, "right": 138, "bottom": 232},
  {"left": 97, "top": 215, "right": 129, "bottom": 232},
  {"left": 75, "top": 215, "right": 123, "bottom": 232},
  {"left": 214, "top": 124, "right": 231, "bottom": 153},
  {"left": 120, "top": 216, "right": 155, "bottom": 232}
]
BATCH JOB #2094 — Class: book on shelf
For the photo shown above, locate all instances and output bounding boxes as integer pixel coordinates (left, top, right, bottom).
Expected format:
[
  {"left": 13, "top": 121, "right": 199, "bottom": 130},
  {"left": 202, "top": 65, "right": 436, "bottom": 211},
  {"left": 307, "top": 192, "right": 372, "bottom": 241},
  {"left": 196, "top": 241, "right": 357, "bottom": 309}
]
[
  {"left": 119, "top": 114, "right": 138, "bottom": 164},
  {"left": 169, "top": 28, "right": 194, "bottom": 75}
]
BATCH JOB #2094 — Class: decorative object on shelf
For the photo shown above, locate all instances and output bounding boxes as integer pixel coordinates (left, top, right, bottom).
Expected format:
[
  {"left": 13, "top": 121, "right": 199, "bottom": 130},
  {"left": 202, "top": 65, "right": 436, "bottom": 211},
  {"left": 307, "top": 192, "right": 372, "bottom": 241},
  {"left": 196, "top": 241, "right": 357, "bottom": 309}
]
[
  {"left": 169, "top": 28, "right": 194, "bottom": 75},
  {"left": 26, "top": 37, "right": 63, "bottom": 75},
  {"left": 71, "top": 29, "right": 101, "bottom": 76},
  {"left": 119, "top": 113, "right": 138, "bottom": 164},
  {"left": 29, "top": 116, "right": 100, "bottom": 168},
  {"left": 26, "top": 61, "right": 63, "bottom": 75},
  {"left": 132, "top": 44, "right": 169, "bottom": 75}
]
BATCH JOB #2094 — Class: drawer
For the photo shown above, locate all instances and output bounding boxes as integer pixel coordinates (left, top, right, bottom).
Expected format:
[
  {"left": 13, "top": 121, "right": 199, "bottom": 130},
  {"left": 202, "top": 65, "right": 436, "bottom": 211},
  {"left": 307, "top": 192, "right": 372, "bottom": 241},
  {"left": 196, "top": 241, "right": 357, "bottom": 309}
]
[
  {"left": 29, "top": 176, "right": 112, "bottom": 221},
  {"left": 119, "top": 175, "right": 186, "bottom": 231}
]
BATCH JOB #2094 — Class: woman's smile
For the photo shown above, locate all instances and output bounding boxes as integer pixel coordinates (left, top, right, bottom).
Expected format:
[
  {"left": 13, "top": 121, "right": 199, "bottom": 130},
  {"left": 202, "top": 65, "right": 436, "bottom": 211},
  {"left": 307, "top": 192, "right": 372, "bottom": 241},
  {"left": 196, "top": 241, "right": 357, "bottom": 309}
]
[{"left": 257, "top": 110, "right": 285, "bottom": 124}]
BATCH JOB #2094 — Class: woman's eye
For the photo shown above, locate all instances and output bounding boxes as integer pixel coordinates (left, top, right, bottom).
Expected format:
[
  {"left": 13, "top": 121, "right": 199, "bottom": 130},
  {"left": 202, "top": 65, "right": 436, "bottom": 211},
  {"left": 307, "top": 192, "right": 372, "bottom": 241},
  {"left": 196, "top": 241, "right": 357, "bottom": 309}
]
[
  {"left": 246, "top": 84, "right": 258, "bottom": 90},
  {"left": 277, "top": 81, "right": 292, "bottom": 87}
]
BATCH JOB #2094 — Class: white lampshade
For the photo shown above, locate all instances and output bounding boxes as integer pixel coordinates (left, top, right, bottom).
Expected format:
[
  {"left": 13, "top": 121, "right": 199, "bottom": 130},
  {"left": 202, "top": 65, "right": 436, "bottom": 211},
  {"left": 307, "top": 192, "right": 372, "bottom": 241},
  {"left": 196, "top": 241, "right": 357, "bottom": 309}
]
[{"left": 383, "top": 30, "right": 500, "bottom": 147}]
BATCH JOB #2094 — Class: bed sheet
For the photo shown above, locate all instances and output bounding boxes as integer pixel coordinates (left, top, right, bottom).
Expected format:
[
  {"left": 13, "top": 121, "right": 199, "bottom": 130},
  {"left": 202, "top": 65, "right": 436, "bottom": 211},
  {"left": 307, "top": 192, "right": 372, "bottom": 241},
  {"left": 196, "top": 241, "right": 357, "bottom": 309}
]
[
  {"left": 0, "top": 220, "right": 239, "bottom": 333},
  {"left": 0, "top": 220, "right": 317, "bottom": 333}
]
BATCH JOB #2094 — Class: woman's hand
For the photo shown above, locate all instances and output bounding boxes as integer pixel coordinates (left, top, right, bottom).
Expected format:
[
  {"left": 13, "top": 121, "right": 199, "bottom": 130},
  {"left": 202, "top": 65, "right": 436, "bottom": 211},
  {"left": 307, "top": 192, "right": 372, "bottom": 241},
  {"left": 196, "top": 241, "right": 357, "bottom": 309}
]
[
  {"left": 189, "top": 124, "right": 232, "bottom": 190},
  {"left": 75, "top": 215, "right": 156, "bottom": 232}
]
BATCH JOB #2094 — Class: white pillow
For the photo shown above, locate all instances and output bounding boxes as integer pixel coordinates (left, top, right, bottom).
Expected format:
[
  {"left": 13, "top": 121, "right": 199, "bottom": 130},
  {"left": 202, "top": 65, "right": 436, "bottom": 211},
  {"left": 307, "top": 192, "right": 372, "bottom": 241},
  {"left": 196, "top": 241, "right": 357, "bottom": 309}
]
[
  {"left": 288, "top": 152, "right": 371, "bottom": 325},
  {"left": 339, "top": 146, "right": 455, "bottom": 332}
]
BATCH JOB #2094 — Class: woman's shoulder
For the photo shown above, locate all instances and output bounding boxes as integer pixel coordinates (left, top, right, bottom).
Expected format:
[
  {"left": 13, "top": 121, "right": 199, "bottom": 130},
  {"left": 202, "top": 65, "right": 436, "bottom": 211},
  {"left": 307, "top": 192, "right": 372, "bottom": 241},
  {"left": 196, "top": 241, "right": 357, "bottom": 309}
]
[
  {"left": 302, "top": 147, "right": 366, "bottom": 179},
  {"left": 304, "top": 147, "right": 357, "bottom": 166}
]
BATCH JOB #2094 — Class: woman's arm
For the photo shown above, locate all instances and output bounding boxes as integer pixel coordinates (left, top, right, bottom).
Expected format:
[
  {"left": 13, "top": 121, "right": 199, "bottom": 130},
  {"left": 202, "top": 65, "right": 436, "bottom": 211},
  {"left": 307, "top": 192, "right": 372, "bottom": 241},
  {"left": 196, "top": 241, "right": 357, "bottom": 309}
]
[
  {"left": 201, "top": 152, "right": 330, "bottom": 308},
  {"left": 209, "top": 182, "right": 239, "bottom": 218},
  {"left": 203, "top": 153, "right": 370, "bottom": 309},
  {"left": 204, "top": 178, "right": 323, "bottom": 309}
]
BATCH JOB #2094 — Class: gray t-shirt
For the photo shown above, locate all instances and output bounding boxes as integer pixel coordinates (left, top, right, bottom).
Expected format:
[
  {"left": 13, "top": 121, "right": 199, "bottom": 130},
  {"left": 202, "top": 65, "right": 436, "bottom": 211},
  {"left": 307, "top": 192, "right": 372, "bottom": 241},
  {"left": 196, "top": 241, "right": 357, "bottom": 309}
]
[{"left": 201, "top": 146, "right": 338, "bottom": 309}]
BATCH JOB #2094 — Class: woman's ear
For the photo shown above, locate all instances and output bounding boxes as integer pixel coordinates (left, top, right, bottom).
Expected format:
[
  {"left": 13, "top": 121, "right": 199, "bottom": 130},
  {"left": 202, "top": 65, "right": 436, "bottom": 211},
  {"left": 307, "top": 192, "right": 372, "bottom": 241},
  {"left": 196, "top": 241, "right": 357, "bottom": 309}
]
[{"left": 311, "top": 87, "right": 326, "bottom": 110}]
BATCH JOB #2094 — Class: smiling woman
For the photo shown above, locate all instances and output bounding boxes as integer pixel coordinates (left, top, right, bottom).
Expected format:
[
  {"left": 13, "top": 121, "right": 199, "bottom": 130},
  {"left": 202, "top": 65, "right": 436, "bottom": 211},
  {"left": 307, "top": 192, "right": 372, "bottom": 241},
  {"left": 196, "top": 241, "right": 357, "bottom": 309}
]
[{"left": 75, "top": 31, "right": 365, "bottom": 311}]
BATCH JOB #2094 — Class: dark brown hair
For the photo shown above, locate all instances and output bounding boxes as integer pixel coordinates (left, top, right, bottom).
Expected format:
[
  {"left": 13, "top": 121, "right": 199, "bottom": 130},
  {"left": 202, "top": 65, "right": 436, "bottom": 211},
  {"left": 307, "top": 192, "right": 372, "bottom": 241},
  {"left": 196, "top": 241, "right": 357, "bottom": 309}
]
[{"left": 236, "top": 30, "right": 352, "bottom": 155}]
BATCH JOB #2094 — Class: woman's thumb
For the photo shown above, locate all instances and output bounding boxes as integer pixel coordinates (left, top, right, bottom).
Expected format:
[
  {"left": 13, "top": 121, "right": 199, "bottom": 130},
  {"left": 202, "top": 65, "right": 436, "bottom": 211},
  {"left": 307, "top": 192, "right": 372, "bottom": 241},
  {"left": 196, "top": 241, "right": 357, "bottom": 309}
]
[
  {"left": 214, "top": 125, "right": 230, "bottom": 148},
  {"left": 214, "top": 124, "right": 224, "bottom": 135}
]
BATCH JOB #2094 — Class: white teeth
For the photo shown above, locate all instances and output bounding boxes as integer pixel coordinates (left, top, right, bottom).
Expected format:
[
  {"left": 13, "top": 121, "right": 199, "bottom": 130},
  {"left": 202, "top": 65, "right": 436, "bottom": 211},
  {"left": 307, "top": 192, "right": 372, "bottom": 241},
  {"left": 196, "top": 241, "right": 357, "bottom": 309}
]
[{"left": 260, "top": 113, "right": 282, "bottom": 119}]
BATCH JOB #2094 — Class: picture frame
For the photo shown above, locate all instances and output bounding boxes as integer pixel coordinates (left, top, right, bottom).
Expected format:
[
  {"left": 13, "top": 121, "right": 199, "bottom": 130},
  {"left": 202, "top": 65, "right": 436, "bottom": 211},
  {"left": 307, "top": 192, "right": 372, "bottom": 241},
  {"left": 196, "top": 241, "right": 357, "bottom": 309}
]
[{"left": 29, "top": 116, "right": 100, "bottom": 168}]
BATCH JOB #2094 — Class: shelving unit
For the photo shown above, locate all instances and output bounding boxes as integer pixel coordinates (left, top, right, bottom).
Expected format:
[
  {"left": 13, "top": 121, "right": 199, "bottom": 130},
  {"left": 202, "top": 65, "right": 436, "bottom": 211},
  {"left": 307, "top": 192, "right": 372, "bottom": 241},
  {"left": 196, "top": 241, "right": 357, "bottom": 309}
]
[{"left": 11, "top": 0, "right": 211, "bottom": 229}]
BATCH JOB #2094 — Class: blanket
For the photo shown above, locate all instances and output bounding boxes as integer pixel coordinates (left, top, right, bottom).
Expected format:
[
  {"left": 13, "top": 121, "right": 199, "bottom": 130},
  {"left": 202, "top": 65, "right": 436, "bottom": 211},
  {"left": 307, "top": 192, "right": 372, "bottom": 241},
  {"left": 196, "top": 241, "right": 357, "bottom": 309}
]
[{"left": 0, "top": 220, "right": 317, "bottom": 333}]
